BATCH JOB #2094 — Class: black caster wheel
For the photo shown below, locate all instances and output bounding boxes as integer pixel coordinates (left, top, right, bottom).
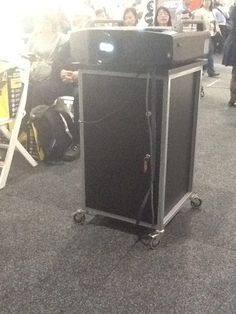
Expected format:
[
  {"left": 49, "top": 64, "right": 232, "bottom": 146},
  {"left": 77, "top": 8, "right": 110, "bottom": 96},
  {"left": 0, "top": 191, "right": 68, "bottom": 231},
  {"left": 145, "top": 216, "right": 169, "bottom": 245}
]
[
  {"left": 73, "top": 211, "right": 86, "bottom": 224},
  {"left": 200, "top": 86, "right": 205, "bottom": 98},
  {"left": 191, "top": 197, "right": 202, "bottom": 209},
  {"left": 149, "top": 237, "right": 161, "bottom": 250}
]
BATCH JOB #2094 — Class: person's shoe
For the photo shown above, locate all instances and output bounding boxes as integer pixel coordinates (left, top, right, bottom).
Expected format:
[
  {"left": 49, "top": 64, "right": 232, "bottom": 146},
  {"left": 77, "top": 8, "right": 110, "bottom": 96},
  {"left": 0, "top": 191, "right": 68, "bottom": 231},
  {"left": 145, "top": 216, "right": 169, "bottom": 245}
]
[
  {"left": 208, "top": 72, "right": 220, "bottom": 77},
  {"left": 63, "top": 144, "right": 80, "bottom": 161},
  {"left": 44, "top": 159, "right": 64, "bottom": 166},
  {"left": 228, "top": 100, "right": 236, "bottom": 107}
]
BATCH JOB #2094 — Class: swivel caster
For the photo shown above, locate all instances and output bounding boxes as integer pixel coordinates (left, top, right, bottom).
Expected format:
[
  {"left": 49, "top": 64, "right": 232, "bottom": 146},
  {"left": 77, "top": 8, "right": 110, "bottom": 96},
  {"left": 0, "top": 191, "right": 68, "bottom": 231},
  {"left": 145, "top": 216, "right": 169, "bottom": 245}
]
[
  {"left": 148, "top": 230, "right": 164, "bottom": 250},
  {"left": 190, "top": 194, "right": 202, "bottom": 209},
  {"left": 73, "top": 209, "right": 86, "bottom": 224},
  {"left": 149, "top": 237, "right": 160, "bottom": 250},
  {"left": 200, "top": 87, "right": 205, "bottom": 98}
]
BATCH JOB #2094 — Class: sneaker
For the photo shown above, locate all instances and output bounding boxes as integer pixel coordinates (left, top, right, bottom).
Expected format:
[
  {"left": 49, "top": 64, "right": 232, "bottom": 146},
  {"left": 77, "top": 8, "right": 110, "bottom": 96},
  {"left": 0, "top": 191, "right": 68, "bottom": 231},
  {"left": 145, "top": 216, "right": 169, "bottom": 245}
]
[
  {"left": 208, "top": 72, "right": 220, "bottom": 77},
  {"left": 63, "top": 144, "right": 80, "bottom": 161}
]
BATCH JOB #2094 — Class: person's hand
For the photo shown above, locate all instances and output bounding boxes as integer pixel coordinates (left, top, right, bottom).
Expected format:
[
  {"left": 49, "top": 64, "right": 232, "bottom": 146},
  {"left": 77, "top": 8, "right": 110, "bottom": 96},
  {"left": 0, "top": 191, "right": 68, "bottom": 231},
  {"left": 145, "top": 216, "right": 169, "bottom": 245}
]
[
  {"left": 72, "top": 71, "right": 79, "bottom": 83},
  {"left": 60, "top": 70, "right": 79, "bottom": 83},
  {"left": 60, "top": 69, "right": 74, "bottom": 83}
]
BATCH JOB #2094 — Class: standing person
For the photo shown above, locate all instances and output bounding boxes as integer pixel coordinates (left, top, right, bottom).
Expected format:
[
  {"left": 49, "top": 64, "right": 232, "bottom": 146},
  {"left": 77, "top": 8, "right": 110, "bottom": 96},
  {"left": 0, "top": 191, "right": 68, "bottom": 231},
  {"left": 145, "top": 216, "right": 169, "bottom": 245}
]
[
  {"left": 213, "top": 1, "right": 230, "bottom": 52},
  {"left": 123, "top": 7, "right": 138, "bottom": 26},
  {"left": 176, "top": 0, "right": 193, "bottom": 20},
  {"left": 194, "top": 0, "right": 221, "bottom": 77},
  {"left": 222, "top": 5, "right": 236, "bottom": 106},
  {"left": 175, "top": 0, "right": 194, "bottom": 32},
  {"left": 154, "top": 6, "right": 172, "bottom": 27}
]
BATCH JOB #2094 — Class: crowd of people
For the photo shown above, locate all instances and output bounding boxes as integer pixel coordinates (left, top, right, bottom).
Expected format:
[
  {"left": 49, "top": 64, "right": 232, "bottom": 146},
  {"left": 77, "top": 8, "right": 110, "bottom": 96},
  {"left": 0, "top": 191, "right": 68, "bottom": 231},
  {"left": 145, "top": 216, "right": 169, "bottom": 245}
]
[{"left": 20, "top": 1, "right": 236, "bottom": 163}]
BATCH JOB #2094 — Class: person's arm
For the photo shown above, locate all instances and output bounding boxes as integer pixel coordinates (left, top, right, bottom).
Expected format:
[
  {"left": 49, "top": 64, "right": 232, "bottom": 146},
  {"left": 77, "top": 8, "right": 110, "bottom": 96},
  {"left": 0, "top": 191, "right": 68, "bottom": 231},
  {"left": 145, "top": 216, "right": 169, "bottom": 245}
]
[
  {"left": 51, "top": 40, "right": 79, "bottom": 84},
  {"left": 193, "top": 9, "right": 207, "bottom": 30},
  {"left": 215, "top": 18, "right": 221, "bottom": 35},
  {"left": 51, "top": 41, "right": 71, "bottom": 80},
  {"left": 212, "top": 8, "right": 220, "bottom": 22},
  {"left": 60, "top": 69, "right": 78, "bottom": 84}
]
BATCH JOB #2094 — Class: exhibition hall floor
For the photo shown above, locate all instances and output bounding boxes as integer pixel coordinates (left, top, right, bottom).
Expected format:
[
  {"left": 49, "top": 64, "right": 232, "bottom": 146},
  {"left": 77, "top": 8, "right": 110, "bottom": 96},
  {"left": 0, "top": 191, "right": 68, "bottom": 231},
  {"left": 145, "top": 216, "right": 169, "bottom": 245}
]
[{"left": 0, "top": 60, "right": 235, "bottom": 314}]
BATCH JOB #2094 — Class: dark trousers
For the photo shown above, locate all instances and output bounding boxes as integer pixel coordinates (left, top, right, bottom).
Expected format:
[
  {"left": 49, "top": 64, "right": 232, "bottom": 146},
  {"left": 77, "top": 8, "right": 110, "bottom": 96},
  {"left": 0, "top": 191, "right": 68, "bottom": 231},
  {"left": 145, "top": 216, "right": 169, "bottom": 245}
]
[
  {"left": 230, "top": 66, "right": 236, "bottom": 103},
  {"left": 26, "top": 79, "right": 80, "bottom": 144}
]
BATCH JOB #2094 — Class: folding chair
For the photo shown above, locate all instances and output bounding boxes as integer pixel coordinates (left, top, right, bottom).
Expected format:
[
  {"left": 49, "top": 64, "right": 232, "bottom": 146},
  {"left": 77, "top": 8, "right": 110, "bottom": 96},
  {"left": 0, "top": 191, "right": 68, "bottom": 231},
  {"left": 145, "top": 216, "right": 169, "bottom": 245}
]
[{"left": 0, "top": 59, "right": 37, "bottom": 189}]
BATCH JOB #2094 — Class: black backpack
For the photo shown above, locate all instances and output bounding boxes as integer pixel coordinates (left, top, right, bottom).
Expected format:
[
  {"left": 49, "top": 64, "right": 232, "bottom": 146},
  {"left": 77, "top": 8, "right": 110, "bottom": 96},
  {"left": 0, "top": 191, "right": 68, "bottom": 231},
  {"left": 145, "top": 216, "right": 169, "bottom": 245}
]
[{"left": 30, "top": 99, "right": 74, "bottom": 162}]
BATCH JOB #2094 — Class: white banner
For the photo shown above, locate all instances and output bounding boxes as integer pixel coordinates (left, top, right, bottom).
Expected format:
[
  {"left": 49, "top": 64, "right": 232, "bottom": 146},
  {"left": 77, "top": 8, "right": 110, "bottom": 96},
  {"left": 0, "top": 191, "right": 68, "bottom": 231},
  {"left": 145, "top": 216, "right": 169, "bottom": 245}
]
[{"left": 139, "top": 0, "right": 156, "bottom": 26}]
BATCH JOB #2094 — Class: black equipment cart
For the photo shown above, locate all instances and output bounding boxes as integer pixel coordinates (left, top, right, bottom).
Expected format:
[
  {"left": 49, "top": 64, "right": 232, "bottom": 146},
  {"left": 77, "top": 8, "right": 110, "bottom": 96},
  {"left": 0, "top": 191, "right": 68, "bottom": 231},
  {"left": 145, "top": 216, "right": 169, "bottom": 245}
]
[{"left": 71, "top": 28, "right": 209, "bottom": 248}]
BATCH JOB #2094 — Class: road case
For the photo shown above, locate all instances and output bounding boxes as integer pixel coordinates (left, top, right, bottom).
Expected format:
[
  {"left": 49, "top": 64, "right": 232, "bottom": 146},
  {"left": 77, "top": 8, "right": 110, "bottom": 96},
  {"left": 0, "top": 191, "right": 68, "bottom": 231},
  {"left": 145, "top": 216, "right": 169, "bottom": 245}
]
[{"left": 73, "top": 60, "right": 203, "bottom": 248}]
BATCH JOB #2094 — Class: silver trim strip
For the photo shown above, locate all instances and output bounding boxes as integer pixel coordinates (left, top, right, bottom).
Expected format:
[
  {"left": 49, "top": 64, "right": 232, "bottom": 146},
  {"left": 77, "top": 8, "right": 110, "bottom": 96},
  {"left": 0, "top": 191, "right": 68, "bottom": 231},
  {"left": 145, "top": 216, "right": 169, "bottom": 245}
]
[
  {"left": 79, "top": 64, "right": 203, "bottom": 81},
  {"left": 163, "top": 192, "right": 192, "bottom": 226},
  {"left": 157, "top": 76, "right": 171, "bottom": 230},
  {"left": 86, "top": 207, "right": 159, "bottom": 230},
  {"left": 168, "top": 66, "right": 202, "bottom": 80},
  {"left": 86, "top": 191, "right": 193, "bottom": 230},
  {"left": 79, "top": 71, "right": 86, "bottom": 210},
  {"left": 188, "top": 69, "right": 202, "bottom": 192}
]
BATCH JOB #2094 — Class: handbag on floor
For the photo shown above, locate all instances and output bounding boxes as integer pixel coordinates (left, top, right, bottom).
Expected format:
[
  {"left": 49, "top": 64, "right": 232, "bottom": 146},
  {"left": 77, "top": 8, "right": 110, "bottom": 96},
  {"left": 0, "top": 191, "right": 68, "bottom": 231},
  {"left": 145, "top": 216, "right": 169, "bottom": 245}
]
[
  {"left": 18, "top": 122, "right": 44, "bottom": 161},
  {"left": 30, "top": 99, "right": 75, "bottom": 163}
]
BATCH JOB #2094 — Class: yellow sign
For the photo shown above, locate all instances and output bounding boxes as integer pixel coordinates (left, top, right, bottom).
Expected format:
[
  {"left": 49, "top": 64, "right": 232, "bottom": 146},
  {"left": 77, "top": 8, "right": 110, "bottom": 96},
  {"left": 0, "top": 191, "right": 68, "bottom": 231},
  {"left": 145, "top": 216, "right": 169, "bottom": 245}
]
[{"left": 0, "top": 65, "right": 10, "bottom": 119}]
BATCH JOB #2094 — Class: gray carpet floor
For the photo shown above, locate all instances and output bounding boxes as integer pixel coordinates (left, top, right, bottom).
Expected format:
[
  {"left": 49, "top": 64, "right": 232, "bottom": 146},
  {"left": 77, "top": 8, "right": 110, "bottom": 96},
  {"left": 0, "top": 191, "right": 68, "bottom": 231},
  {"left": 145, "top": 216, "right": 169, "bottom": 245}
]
[{"left": 0, "top": 60, "right": 236, "bottom": 314}]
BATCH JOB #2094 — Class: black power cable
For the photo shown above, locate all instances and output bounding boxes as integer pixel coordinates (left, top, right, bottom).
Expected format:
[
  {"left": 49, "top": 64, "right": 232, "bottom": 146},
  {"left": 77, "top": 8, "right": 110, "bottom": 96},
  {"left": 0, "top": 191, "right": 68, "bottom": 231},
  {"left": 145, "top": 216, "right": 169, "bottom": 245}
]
[{"left": 136, "top": 71, "right": 157, "bottom": 230}]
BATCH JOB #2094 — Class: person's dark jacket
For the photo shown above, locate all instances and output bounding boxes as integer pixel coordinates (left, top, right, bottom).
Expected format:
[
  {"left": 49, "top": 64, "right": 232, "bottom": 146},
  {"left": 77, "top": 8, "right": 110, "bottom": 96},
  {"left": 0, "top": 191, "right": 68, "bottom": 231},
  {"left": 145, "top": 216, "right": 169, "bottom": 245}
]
[
  {"left": 222, "top": 6, "right": 236, "bottom": 66},
  {"left": 51, "top": 41, "right": 76, "bottom": 81}
]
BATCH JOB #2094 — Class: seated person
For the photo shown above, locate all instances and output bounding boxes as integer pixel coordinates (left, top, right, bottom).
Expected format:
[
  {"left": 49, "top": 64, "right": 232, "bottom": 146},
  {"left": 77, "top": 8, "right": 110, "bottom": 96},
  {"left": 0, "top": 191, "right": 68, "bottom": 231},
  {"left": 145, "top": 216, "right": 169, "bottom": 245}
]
[
  {"left": 27, "top": 13, "right": 68, "bottom": 66},
  {"left": 95, "top": 8, "right": 109, "bottom": 20},
  {"left": 154, "top": 7, "right": 172, "bottom": 27},
  {"left": 27, "top": 40, "right": 80, "bottom": 161},
  {"left": 26, "top": 12, "right": 68, "bottom": 113},
  {"left": 123, "top": 7, "right": 139, "bottom": 26},
  {"left": 25, "top": 11, "right": 95, "bottom": 161}
]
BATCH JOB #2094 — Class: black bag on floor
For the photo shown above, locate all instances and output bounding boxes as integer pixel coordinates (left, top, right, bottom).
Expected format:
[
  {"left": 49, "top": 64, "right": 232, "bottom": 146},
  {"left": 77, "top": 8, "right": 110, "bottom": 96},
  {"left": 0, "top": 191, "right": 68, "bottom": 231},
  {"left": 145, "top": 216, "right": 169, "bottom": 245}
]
[{"left": 30, "top": 99, "right": 74, "bottom": 162}]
